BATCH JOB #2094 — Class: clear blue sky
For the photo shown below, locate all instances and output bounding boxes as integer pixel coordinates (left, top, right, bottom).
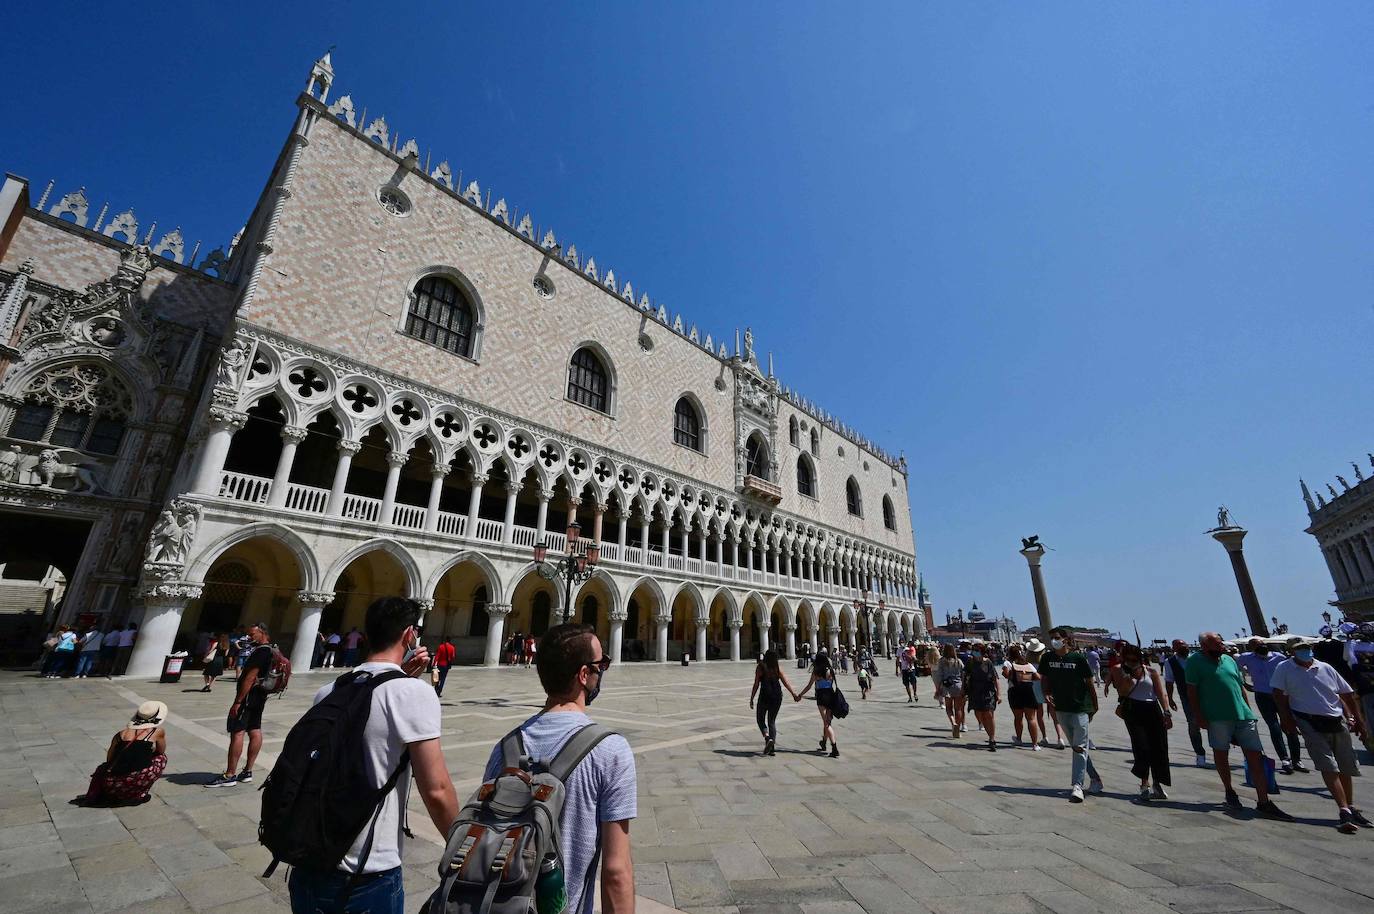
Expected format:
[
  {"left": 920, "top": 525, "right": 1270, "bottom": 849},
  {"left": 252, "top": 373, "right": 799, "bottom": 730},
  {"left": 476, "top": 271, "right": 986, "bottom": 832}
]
[{"left": 6, "top": 3, "right": 1372, "bottom": 641}]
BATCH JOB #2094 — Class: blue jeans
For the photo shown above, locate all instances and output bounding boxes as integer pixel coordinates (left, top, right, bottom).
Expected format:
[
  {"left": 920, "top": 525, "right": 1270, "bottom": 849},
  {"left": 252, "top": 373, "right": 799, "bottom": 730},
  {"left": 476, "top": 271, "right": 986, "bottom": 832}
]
[
  {"left": 288, "top": 865, "right": 403, "bottom": 914},
  {"left": 1056, "top": 711, "right": 1101, "bottom": 788},
  {"left": 76, "top": 652, "right": 97, "bottom": 677},
  {"left": 435, "top": 665, "right": 450, "bottom": 696}
]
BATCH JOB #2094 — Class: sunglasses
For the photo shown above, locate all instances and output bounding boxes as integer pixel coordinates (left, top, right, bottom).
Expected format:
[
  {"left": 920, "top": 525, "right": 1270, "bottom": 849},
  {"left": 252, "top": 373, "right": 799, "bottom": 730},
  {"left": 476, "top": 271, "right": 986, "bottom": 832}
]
[{"left": 584, "top": 656, "right": 611, "bottom": 674}]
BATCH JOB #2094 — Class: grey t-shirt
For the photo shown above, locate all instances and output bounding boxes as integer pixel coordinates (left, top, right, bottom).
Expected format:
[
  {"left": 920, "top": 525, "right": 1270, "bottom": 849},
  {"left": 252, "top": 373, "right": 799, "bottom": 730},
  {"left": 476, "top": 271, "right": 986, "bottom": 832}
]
[
  {"left": 483, "top": 711, "right": 637, "bottom": 914},
  {"left": 313, "top": 662, "right": 442, "bottom": 873}
]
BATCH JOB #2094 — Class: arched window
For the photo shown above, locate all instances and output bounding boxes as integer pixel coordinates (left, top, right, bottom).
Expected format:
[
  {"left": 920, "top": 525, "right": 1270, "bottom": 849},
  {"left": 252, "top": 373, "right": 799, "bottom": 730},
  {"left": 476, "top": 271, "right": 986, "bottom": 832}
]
[
  {"left": 810, "top": 428, "right": 819, "bottom": 456},
  {"left": 405, "top": 275, "right": 475, "bottom": 357},
  {"left": 567, "top": 347, "right": 609, "bottom": 413},
  {"left": 673, "top": 397, "right": 702, "bottom": 451},
  {"left": 581, "top": 594, "right": 598, "bottom": 626},
  {"left": 789, "top": 416, "right": 799, "bottom": 446},
  {"left": 846, "top": 477, "right": 863, "bottom": 516},
  {"left": 796, "top": 454, "right": 816, "bottom": 498},
  {"left": 532, "top": 591, "right": 552, "bottom": 635},
  {"left": 6, "top": 363, "right": 132, "bottom": 456},
  {"left": 746, "top": 433, "right": 769, "bottom": 480},
  {"left": 882, "top": 495, "right": 897, "bottom": 531},
  {"left": 469, "top": 585, "right": 490, "bottom": 637}
]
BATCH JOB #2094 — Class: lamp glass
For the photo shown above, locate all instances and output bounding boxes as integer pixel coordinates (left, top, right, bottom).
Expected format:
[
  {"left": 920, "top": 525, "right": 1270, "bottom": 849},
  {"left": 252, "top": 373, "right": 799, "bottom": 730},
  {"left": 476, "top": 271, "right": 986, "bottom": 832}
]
[
  {"left": 576, "top": 554, "right": 587, "bottom": 573},
  {"left": 567, "top": 521, "right": 581, "bottom": 545},
  {"left": 587, "top": 544, "right": 600, "bottom": 566},
  {"left": 533, "top": 541, "right": 548, "bottom": 564}
]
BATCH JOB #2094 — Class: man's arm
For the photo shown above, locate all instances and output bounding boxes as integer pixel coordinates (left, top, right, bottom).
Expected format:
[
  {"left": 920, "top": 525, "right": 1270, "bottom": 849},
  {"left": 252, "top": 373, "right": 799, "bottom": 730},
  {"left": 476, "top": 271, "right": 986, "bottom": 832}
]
[
  {"left": 409, "top": 737, "right": 459, "bottom": 837},
  {"left": 1188, "top": 683, "right": 1206, "bottom": 728},
  {"left": 1339, "top": 691, "right": 1366, "bottom": 740},
  {"left": 600, "top": 819, "right": 634, "bottom": 914},
  {"left": 234, "top": 663, "right": 260, "bottom": 707},
  {"left": 1272, "top": 687, "right": 1297, "bottom": 734}
]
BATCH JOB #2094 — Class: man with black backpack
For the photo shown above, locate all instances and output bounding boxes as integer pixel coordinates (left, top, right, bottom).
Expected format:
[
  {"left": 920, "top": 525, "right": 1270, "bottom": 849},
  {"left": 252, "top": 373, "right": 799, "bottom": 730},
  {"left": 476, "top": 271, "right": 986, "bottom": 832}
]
[
  {"left": 206, "top": 622, "right": 274, "bottom": 788},
  {"left": 261, "top": 597, "right": 458, "bottom": 914},
  {"left": 464, "top": 623, "right": 636, "bottom": 914}
]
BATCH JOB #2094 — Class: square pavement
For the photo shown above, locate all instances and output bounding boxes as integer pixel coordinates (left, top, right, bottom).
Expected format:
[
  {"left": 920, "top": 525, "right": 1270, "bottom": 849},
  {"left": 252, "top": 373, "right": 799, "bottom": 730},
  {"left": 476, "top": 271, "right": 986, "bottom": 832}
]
[{"left": 2, "top": 661, "right": 1372, "bottom": 913}]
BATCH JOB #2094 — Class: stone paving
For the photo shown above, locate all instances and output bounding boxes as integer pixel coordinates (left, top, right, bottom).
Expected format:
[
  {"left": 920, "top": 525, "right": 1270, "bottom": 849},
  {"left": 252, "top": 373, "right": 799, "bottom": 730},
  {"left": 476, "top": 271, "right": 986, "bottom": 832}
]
[{"left": 2, "top": 660, "right": 1372, "bottom": 914}]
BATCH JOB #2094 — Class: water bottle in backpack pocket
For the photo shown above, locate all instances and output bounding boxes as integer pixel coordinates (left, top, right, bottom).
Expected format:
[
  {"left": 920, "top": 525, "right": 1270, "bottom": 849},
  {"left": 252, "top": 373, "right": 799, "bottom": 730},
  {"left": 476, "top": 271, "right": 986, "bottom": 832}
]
[{"left": 422, "top": 723, "right": 615, "bottom": 914}]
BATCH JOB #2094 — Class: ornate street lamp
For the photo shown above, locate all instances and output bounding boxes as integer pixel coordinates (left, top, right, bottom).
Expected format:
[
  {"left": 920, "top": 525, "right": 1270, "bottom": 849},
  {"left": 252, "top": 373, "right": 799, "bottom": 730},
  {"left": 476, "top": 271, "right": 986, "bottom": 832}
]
[
  {"left": 534, "top": 520, "right": 599, "bottom": 623},
  {"left": 853, "top": 591, "right": 880, "bottom": 655},
  {"left": 1322, "top": 610, "right": 1333, "bottom": 628}
]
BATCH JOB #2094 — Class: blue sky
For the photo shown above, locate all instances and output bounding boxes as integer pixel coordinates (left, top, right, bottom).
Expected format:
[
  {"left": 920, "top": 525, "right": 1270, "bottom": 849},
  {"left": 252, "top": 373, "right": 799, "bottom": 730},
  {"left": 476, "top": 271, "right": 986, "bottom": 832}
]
[{"left": 6, "top": 3, "right": 1372, "bottom": 641}]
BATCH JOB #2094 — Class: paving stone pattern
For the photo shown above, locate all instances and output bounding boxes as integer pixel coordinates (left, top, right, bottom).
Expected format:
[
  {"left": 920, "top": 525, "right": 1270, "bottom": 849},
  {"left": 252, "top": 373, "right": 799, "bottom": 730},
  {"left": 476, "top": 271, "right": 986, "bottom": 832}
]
[{"left": 1, "top": 662, "right": 1371, "bottom": 914}]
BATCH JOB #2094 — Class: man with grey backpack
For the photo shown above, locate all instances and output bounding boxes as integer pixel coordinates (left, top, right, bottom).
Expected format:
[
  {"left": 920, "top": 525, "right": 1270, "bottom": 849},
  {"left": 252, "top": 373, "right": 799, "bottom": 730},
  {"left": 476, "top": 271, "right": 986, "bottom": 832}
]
[{"left": 426, "top": 623, "right": 636, "bottom": 914}]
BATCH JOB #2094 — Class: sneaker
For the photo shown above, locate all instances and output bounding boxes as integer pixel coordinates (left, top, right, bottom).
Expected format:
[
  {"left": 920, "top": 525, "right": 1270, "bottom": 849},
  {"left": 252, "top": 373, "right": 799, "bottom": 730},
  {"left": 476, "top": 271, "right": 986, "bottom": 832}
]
[
  {"left": 1135, "top": 787, "right": 1152, "bottom": 804},
  {"left": 1223, "top": 791, "right": 1244, "bottom": 810},
  {"left": 1338, "top": 809, "right": 1360, "bottom": 835},
  {"left": 1280, "top": 762, "right": 1293, "bottom": 775},
  {"left": 236, "top": 770, "right": 254, "bottom": 785},
  {"left": 1070, "top": 785, "right": 1084, "bottom": 803},
  {"left": 988, "top": 741, "right": 997, "bottom": 752},
  {"left": 1195, "top": 754, "right": 1208, "bottom": 768},
  {"left": 1031, "top": 744, "right": 1042, "bottom": 752},
  {"left": 204, "top": 773, "right": 239, "bottom": 788},
  {"left": 764, "top": 738, "right": 775, "bottom": 757},
  {"left": 1057, "top": 738, "right": 1066, "bottom": 749},
  {"left": 1151, "top": 784, "right": 1169, "bottom": 800},
  {"left": 1291, "top": 761, "right": 1309, "bottom": 773},
  {"left": 1256, "top": 800, "right": 1294, "bottom": 822},
  {"left": 1349, "top": 808, "right": 1373, "bottom": 828},
  {"left": 1088, "top": 778, "right": 1104, "bottom": 795},
  {"left": 960, "top": 723, "right": 968, "bottom": 732}
]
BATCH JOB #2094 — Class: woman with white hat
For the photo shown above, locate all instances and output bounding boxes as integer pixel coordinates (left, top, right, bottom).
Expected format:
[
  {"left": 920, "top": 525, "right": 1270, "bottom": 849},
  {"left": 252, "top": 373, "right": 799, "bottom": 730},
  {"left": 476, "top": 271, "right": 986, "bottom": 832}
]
[
  {"left": 1025, "top": 639, "right": 1065, "bottom": 749},
  {"left": 81, "top": 701, "right": 168, "bottom": 805}
]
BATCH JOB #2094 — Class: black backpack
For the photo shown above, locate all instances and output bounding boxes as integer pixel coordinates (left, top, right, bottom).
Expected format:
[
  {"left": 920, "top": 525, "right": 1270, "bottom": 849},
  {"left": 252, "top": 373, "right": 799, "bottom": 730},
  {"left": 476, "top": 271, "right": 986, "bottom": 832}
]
[{"left": 258, "top": 668, "right": 410, "bottom": 877}]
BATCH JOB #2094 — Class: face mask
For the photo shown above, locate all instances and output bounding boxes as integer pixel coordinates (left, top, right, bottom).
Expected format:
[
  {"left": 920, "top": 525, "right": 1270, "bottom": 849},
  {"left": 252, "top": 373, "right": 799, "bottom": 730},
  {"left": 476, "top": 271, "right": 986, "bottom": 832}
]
[
  {"left": 1294, "top": 648, "right": 1314, "bottom": 663},
  {"left": 585, "top": 668, "right": 604, "bottom": 706},
  {"left": 1050, "top": 639, "right": 1064, "bottom": 650}
]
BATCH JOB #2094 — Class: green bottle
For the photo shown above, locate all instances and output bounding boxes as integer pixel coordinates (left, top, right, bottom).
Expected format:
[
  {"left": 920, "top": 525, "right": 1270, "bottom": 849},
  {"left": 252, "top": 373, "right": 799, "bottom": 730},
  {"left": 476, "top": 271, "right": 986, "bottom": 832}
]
[{"left": 535, "top": 854, "right": 567, "bottom": 914}]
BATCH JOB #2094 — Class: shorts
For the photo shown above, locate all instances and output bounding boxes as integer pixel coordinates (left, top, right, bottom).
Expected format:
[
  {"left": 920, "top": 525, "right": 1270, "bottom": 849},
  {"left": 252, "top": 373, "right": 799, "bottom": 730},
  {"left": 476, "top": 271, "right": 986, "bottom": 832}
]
[
  {"left": 968, "top": 687, "right": 997, "bottom": 712},
  {"left": 1294, "top": 717, "right": 1361, "bottom": 776},
  {"left": 1008, "top": 681, "right": 1039, "bottom": 710},
  {"left": 941, "top": 682, "right": 964, "bottom": 699},
  {"left": 816, "top": 687, "right": 838, "bottom": 711},
  {"left": 1031, "top": 681, "right": 1045, "bottom": 705},
  {"left": 902, "top": 670, "right": 918, "bottom": 687},
  {"left": 226, "top": 690, "right": 267, "bottom": 734},
  {"left": 1205, "top": 718, "right": 1262, "bottom": 753}
]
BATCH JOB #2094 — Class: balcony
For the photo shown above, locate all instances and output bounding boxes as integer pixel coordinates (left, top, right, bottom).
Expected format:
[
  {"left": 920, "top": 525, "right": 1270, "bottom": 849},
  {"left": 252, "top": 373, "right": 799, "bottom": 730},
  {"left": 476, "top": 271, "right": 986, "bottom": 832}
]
[
  {"left": 208, "top": 469, "right": 919, "bottom": 612},
  {"left": 740, "top": 474, "right": 782, "bottom": 505}
]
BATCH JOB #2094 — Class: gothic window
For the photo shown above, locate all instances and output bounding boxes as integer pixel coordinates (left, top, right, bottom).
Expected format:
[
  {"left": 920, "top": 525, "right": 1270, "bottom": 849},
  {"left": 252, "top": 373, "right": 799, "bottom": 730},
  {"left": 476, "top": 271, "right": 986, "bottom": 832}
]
[
  {"left": 796, "top": 454, "right": 816, "bottom": 498},
  {"left": 567, "top": 347, "right": 609, "bottom": 413},
  {"left": 405, "top": 275, "right": 475, "bottom": 358},
  {"left": 581, "top": 594, "right": 598, "bottom": 626},
  {"left": 4, "top": 363, "right": 132, "bottom": 457},
  {"left": 789, "top": 416, "right": 799, "bottom": 446},
  {"left": 745, "top": 433, "right": 769, "bottom": 480},
  {"left": 673, "top": 397, "right": 702, "bottom": 451},
  {"left": 883, "top": 495, "right": 897, "bottom": 531},
  {"left": 810, "top": 428, "right": 819, "bottom": 456},
  {"left": 469, "top": 586, "right": 489, "bottom": 637},
  {"left": 532, "top": 591, "right": 552, "bottom": 635},
  {"left": 846, "top": 476, "right": 863, "bottom": 517}
]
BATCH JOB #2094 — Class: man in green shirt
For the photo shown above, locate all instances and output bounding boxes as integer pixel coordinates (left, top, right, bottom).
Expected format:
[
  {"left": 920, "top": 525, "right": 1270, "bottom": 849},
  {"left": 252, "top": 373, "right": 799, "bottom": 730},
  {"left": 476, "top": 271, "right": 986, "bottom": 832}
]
[
  {"left": 1185, "top": 632, "right": 1292, "bottom": 820},
  {"left": 1037, "top": 628, "right": 1102, "bottom": 802}
]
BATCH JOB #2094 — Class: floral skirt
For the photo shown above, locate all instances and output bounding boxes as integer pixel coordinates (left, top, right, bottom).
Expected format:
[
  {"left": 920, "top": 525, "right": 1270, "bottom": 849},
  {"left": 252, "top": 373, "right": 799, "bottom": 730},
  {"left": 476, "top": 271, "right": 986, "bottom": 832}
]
[{"left": 85, "top": 755, "right": 167, "bottom": 804}]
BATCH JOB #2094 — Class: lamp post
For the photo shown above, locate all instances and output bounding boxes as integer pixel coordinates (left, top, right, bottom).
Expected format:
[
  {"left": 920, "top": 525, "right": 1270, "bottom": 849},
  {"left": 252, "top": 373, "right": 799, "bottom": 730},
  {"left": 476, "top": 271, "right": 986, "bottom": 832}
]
[
  {"left": 852, "top": 592, "right": 886, "bottom": 656},
  {"left": 534, "top": 521, "right": 599, "bottom": 623}
]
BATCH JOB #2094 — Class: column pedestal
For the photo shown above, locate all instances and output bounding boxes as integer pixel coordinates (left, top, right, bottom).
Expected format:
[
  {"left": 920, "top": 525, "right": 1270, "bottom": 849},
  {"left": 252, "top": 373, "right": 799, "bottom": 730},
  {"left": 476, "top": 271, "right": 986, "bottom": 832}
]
[
  {"left": 126, "top": 581, "right": 204, "bottom": 678},
  {"left": 290, "top": 591, "right": 335, "bottom": 672},
  {"left": 484, "top": 605, "right": 512, "bottom": 667}
]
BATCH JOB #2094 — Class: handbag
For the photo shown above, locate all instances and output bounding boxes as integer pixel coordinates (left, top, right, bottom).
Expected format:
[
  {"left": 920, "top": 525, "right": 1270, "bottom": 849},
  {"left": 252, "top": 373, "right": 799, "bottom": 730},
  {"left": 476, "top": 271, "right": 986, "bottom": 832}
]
[
  {"left": 832, "top": 685, "right": 851, "bottom": 719},
  {"left": 1293, "top": 710, "right": 1346, "bottom": 734}
]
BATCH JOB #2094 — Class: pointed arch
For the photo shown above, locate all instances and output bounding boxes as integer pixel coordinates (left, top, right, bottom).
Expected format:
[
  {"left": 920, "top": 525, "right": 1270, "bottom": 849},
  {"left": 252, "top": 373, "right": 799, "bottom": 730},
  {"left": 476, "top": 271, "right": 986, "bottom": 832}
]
[
  {"left": 709, "top": 586, "right": 741, "bottom": 624},
  {"left": 668, "top": 580, "right": 707, "bottom": 621},
  {"left": 185, "top": 521, "right": 321, "bottom": 592},
  {"left": 423, "top": 549, "right": 503, "bottom": 602},
  {"left": 323, "top": 538, "right": 422, "bottom": 597}
]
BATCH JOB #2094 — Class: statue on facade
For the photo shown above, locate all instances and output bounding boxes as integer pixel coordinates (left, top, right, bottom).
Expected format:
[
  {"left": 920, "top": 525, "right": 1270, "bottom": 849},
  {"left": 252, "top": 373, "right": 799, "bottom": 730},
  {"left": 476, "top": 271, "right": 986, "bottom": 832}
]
[
  {"left": 146, "top": 501, "right": 202, "bottom": 565},
  {"left": 1354, "top": 462, "right": 1366, "bottom": 484},
  {"left": 1337, "top": 475, "right": 1351, "bottom": 491},
  {"left": 743, "top": 326, "right": 755, "bottom": 363},
  {"left": 36, "top": 450, "right": 101, "bottom": 493},
  {"left": 216, "top": 338, "right": 249, "bottom": 389}
]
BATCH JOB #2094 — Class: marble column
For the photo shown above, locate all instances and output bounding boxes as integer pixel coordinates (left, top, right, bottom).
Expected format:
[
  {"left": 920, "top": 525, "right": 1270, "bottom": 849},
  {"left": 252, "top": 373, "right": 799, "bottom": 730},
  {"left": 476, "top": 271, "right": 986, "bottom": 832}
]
[
  {"left": 657, "top": 615, "right": 671, "bottom": 664},
  {"left": 126, "top": 581, "right": 204, "bottom": 678},
  {"left": 535, "top": 488, "right": 552, "bottom": 541},
  {"left": 379, "top": 451, "right": 408, "bottom": 525},
  {"left": 759, "top": 620, "right": 771, "bottom": 655},
  {"left": 290, "top": 590, "right": 335, "bottom": 673},
  {"left": 609, "top": 614, "right": 625, "bottom": 664},
  {"left": 639, "top": 509, "right": 651, "bottom": 564},
  {"left": 591, "top": 502, "right": 605, "bottom": 545},
  {"left": 1210, "top": 527, "right": 1270, "bottom": 637},
  {"left": 484, "top": 604, "right": 511, "bottom": 667},
  {"left": 191, "top": 407, "right": 247, "bottom": 494},
  {"left": 695, "top": 619, "right": 708, "bottom": 663},
  {"left": 729, "top": 620, "right": 742, "bottom": 661},
  {"left": 783, "top": 622, "right": 797, "bottom": 660},
  {"left": 617, "top": 513, "right": 628, "bottom": 552},
  {"left": 828, "top": 625, "right": 840, "bottom": 654},
  {"left": 326, "top": 440, "right": 362, "bottom": 516},
  {"left": 501, "top": 481, "right": 520, "bottom": 544},
  {"left": 424, "top": 464, "right": 450, "bottom": 532},
  {"left": 466, "top": 472, "right": 488, "bottom": 536},
  {"left": 267, "top": 425, "right": 308, "bottom": 508}
]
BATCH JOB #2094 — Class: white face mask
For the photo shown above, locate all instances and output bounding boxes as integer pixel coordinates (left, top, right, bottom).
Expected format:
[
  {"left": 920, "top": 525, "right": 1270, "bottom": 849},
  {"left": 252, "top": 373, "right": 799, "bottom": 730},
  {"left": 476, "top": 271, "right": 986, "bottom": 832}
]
[{"left": 1050, "top": 639, "right": 1064, "bottom": 650}]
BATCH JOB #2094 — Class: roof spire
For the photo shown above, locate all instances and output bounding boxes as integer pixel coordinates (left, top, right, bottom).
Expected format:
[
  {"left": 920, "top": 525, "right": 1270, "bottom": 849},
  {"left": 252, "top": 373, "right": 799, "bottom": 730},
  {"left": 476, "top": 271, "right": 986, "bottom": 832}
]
[
  {"left": 1300, "top": 478, "right": 1316, "bottom": 513},
  {"left": 308, "top": 48, "right": 335, "bottom": 102}
]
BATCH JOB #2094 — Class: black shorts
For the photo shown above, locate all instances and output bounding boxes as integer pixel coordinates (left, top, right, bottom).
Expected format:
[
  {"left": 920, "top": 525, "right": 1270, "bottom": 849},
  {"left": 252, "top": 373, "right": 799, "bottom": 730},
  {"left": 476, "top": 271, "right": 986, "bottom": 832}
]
[
  {"left": 902, "top": 670, "right": 918, "bottom": 687},
  {"left": 1008, "top": 681, "right": 1039, "bottom": 710},
  {"left": 227, "top": 690, "right": 267, "bottom": 734},
  {"left": 815, "top": 686, "right": 838, "bottom": 711}
]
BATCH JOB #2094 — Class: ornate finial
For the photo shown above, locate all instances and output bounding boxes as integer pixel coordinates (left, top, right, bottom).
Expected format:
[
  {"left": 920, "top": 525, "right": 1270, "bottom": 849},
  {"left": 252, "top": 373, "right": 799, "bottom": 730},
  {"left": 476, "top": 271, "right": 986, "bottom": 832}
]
[
  {"left": 1301, "top": 478, "right": 1316, "bottom": 513},
  {"left": 18, "top": 258, "right": 34, "bottom": 275},
  {"left": 308, "top": 48, "right": 335, "bottom": 102}
]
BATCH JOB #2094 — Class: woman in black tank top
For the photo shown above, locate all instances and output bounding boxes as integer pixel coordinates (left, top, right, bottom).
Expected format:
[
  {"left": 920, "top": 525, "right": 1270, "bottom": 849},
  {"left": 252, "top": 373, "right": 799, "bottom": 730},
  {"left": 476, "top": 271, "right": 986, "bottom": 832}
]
[{"left": 750, "top": 650, "right": 798, "bottom": 755}]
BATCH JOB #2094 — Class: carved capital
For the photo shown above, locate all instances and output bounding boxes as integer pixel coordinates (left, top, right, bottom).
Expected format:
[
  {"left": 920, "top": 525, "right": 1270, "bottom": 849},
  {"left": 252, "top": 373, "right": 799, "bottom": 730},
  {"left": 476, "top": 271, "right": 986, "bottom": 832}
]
[
  {"left": 139, "top": 580, "right": 204, "bottom": 604},
  {"left": 141, "top": 561, "right": 185, "bottom": 583},
  {"left": 486, "top": 602, "right": 513, "bottom": 618},
  {"left": 538, "top": 488, "right": 555, "bottom": 503},
  {"left": 784, "top": 623, "right": 798, "bottom": 632},
  {"left": 385, "top": 451, "right": 409, "bottom": 469},
  {"left": 338, "top": 439, "right": 363, "bottom": 455},
  {"left": 208, "top": 406, "right": 248, "bottom": 431},
  {"left": 728, "top": 619, "right": 743, "bottom": 631},
  {"left": 431, "top": 463, "right": 452, "bottom": 478},
  {"left": 414, "top": 598, "right": 435, "bottom": 614},
  {"left": 297, "top": 590, "right": 335, "bottom": 607},
  {"left": 470, "top": 472, "right": 489, "bottom": 486},
  {"left": 609, "top": 610, "right": 629, "bottom": 623},
  {"left": 280, "top": 425, "right": 309, "bottom": 445},
  {"left": 505, "top": 481, "right": 522, "bottom": 495}
]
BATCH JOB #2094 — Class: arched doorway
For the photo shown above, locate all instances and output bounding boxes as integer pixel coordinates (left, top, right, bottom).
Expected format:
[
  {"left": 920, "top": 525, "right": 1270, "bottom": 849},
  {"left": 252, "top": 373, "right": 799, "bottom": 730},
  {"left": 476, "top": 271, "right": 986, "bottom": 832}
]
[
  {"left": 429, "top": 556, "right": 499, "bottom": 664},
  {"left": 193, "top": 534, "right": 304, "bottom": 653}
]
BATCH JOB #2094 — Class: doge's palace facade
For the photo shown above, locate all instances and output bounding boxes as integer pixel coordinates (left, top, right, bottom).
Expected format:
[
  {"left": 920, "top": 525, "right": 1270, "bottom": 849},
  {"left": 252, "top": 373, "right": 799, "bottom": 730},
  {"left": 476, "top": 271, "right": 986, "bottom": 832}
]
[{"left": 0, "top": 55, "right": 924, "bottom": 676}]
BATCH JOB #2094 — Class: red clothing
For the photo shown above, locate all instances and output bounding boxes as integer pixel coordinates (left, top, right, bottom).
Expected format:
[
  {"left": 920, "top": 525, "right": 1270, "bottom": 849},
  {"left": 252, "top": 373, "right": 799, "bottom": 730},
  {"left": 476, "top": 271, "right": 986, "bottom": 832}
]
[{"left": 434, "top": 641, "right": 456, "bottom": 668}]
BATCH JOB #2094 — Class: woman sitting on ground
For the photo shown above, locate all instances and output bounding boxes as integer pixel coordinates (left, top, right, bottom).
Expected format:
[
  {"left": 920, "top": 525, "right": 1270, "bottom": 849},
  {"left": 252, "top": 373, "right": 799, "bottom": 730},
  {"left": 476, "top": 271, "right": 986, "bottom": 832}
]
[{"left": 82, "top": 701, "right": 168, "bottom": 806}]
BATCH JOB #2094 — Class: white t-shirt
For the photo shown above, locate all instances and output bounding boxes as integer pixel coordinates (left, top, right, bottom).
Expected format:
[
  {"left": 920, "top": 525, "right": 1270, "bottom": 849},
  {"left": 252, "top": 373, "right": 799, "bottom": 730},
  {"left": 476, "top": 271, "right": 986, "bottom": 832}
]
[
  {"left": 312, "top": 661, "right": 443, "bottom": 873},
  {"left": 81, "top": 630, "right": 103, "bottom": 652},
  {"left": 326, "top": 633, "right": 342, "bottom": 645},
  {"left": 1270, "top": 658, "right": 1353, "bottom": 718},
  {"left": 483, "top": 711, "right": 637, "bottom": 914}
]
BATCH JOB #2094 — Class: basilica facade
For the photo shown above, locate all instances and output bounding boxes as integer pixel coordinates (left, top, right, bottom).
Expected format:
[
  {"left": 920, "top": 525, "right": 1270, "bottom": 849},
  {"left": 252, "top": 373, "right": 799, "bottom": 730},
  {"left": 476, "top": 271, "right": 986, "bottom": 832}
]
[{"left": 0, "top": 56, "right": 926, "bottom": 676}]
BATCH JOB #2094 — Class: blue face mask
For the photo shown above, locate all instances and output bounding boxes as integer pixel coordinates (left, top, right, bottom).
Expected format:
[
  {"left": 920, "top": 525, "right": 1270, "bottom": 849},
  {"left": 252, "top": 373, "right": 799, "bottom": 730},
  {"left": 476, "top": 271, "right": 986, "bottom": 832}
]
[{"left": 1294, "top": 648, "right": 1314, "bottom": 663}]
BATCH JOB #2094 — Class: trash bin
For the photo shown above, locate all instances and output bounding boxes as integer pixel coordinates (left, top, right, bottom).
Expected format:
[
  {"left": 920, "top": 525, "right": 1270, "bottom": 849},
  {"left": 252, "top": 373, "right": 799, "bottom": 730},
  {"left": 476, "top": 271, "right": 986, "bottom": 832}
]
[
  {"left": 160, "top": 654, "right": 185, "bottom": 684},
  {"left": 681, "top": 653, "right": 691, "bottom": 667}
]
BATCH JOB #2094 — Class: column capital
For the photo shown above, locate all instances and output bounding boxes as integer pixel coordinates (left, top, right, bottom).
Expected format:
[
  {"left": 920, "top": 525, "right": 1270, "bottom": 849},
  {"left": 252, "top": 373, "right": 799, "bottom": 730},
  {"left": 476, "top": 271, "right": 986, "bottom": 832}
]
[
  {"left": 431, "top": 463, "right": 452, "bottom": 478},
  {"left": 783, "top": 622, "right": 798, "bottom": 632},
  {"left": 538, "top": 488, "right": 555, "bottom": 503},
  {"left": 505, "top": 481, "right": 522, "bottom": 495},
  {"left": 486, "top": 602, "right": 512, "bottom": 618},
  {"left": 385, "top": 451, "right": 409, "bottom": 469},
  {"left": 568, "top": 496, "right": 582, "bottom": 508},
  {"left": 728, "top": 619, "right": 743, "bottom": 630},
  {"left": 138, "top": 580, "right": 204, "bottom": 605},
  {"left": 414, "top": 598, "right": 435, "bottom": 614},
  {"left": 208, "top": 406, "right": 248, "bottom": 431},
  {"left": 758, "top": 618, "right": 771, "bottom": 630},
  {"left": 280, "top": 425, "right": 309, "bottom": 445},
  {"left": 337, "top": 438, "right": 363, "bottom": 455},
  {"left": 656, "top": 611, "right": 675, "bottom": 624},
  {"left": 297, "top": 590, "right": 335, "bottom": 607},
  {"left": 470, "top": 472, "right": 489, "bottom": 486},
  {"left": 609, "top": 609, "right": 629, "bottom": 622},
  {"left": 593, "top": 502, "right": 607, "bottom": 514}
]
